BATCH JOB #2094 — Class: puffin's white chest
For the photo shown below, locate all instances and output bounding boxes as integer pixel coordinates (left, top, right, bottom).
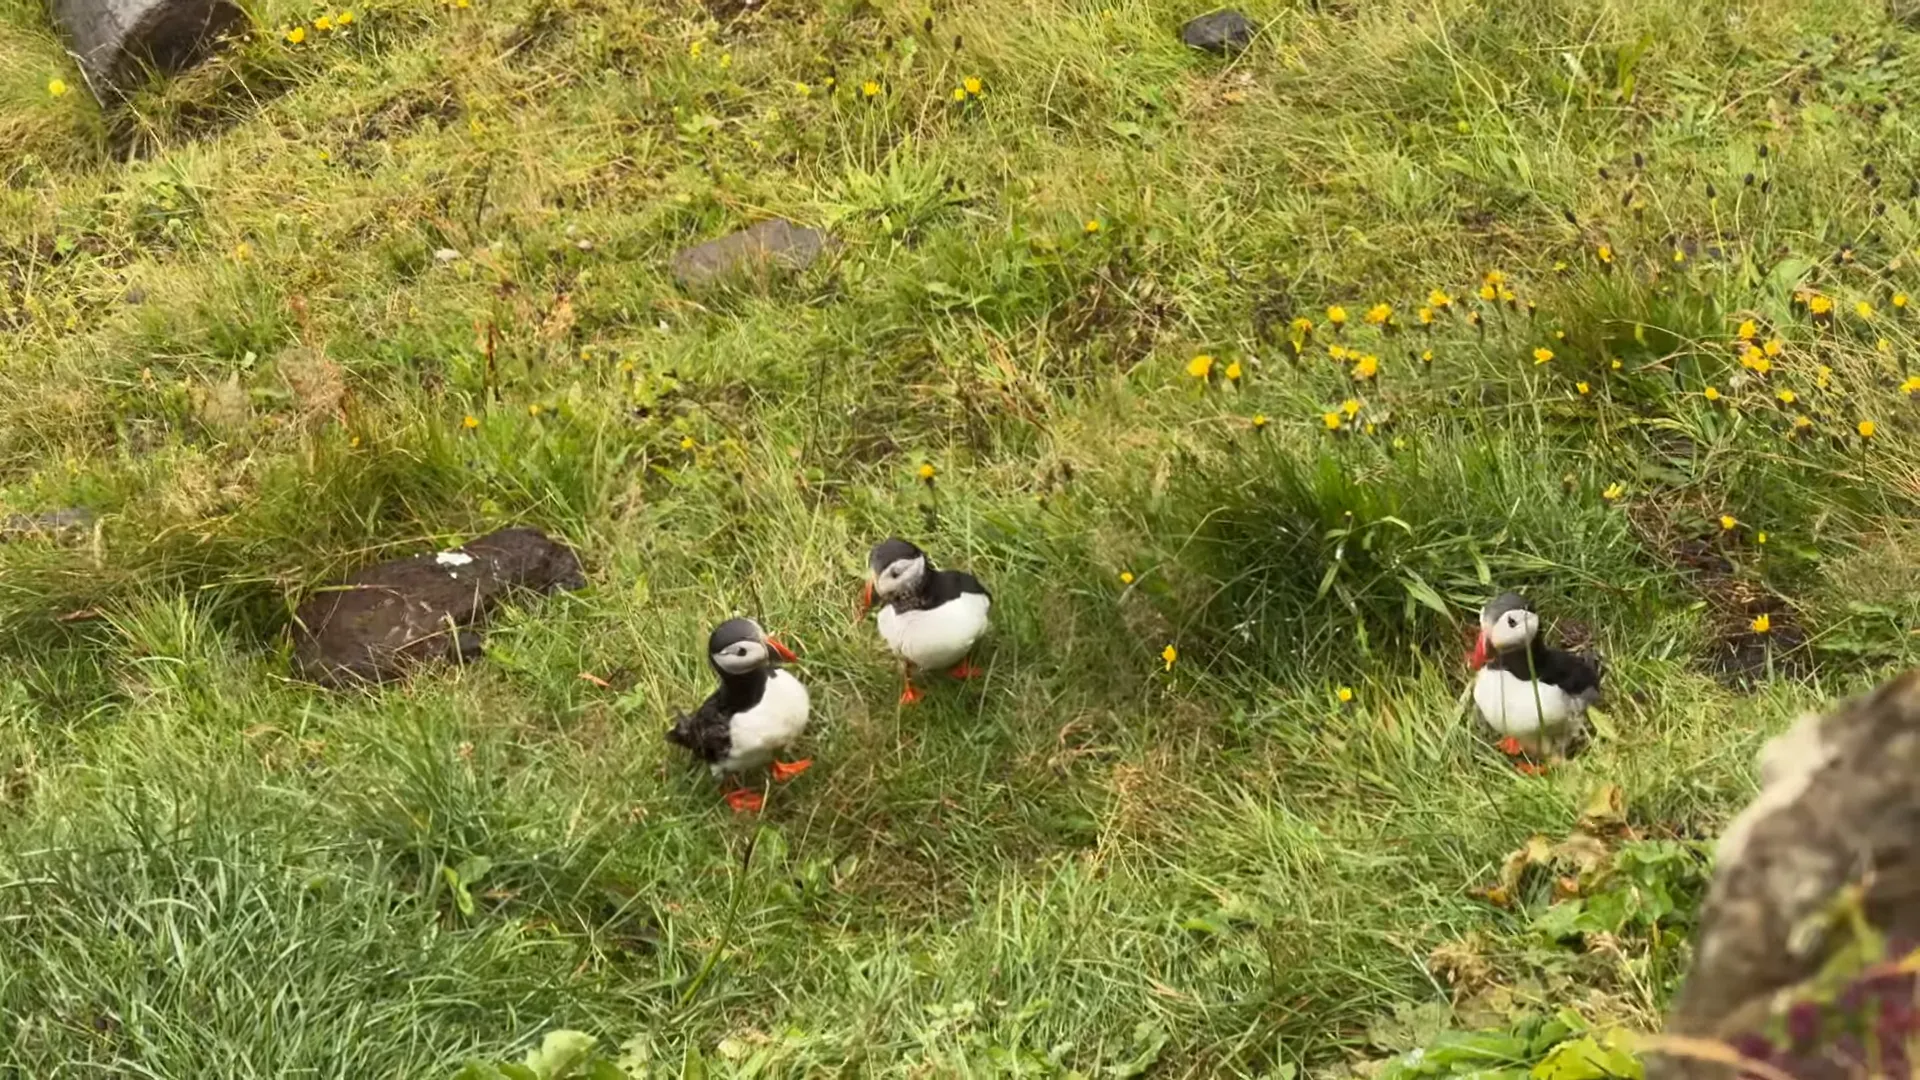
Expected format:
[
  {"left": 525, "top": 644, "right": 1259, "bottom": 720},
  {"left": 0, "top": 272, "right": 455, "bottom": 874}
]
[
  {"left": 1472, "top": 666, "right": 1583, "bottom": 741},
  {"left": 877, "top": 593, "right": 991, "bottom": 669},
  {"left": 719, "top": 670, "right": 810, "bottom": 775}
]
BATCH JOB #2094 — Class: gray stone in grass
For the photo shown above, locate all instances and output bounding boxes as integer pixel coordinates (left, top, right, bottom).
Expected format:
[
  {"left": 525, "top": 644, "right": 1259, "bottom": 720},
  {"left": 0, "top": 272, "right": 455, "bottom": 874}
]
[
  {"left": 0, "top": 508, "right": 96, "bottom": 542},
  {"left": 1180, "top": 9, "right": 1256, "bottom": 55},
  {"left": 291, "top": 526, "right": 587, "bottom": 688},
  {"left": 51, "top": 0, "right": 245, "bottom": 94},
  {"left": 1649, "top": 668, "right": 1920, "bottom": 1080},
  {"left": 669, "top": 219, "right": 833, "bottom": 289}
]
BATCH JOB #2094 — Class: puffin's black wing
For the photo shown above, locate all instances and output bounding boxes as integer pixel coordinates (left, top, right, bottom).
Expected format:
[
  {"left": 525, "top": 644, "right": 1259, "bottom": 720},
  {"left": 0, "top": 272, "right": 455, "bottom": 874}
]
[
  {"left": 665, "top": 692, "right": 733, "bottom": 765},
  {"left": 927, "top": 569, "right": 991, "bottom": 604},
  {"left": 1534, "top": 645, "right": 1601, "bottom": 697}
]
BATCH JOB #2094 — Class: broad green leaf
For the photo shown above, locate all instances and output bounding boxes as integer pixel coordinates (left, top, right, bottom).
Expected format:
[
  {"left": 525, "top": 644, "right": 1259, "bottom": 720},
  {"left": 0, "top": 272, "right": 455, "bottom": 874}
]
[{"left": 524, "top": 1030, "right": 597, "bottom": 1080}]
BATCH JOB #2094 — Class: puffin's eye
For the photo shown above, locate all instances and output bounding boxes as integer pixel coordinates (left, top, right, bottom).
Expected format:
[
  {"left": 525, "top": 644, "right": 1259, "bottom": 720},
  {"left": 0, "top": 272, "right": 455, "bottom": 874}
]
[{"left": 1507, "top": 615, "right": 1517, "bottom": 627}]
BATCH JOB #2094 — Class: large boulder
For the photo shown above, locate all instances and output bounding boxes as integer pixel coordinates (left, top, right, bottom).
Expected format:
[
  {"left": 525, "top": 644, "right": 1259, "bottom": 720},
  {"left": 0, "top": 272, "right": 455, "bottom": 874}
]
[
  {"left": 291, "top": 527, "right": 586, "bottom": 688},
  {"left": 51, "top": 0, "right": 244, "bottom": 94},
  {"left": 1652, "top": 670, "right": 1920, "bottom": 1080}
]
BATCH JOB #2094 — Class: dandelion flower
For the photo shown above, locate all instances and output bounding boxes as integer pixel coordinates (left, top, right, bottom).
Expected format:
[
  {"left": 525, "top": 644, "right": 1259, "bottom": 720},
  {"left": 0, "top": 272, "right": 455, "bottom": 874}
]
[
  {"left": 1341, "top": 398, "right": 1361, "bottom": 418},
  {"left": 1900, "top": 376, "right": 1920, "bottom": 395},
  {"left": 1751, "top": 613, "right": 1772, "bottom": 634},
  {"left": 1602, "top": 482, "right": 1624, "bottom": 502},
  {"left": 1576, "top": 381, "right": 1591, "bottom": 395},
  {"left": 1704, "top": 386, "right": 1722, "bottom": 401},
  {"left": 1484, "top": 270, "right": 1506, "bottom": 286},
  {"left": 1757, "top": 531, "right": 1768, "bottom": 545},
  {"left": 1498, "top": 287, "right": 1516, "bottom": 304},
  {"left": 1859, "top": 419, "right": 1878, "bottom": 439},
  {"left": 1737, "top": 319, "right": 1757, "bottom": 341},
  {"left": 48, "top": 78, "right": 69, "bottom": 97},
  {"left": 964, "top": 76, "right": 983, "bottom": 95},
  {"left": 1120, "top": 571, "right": 1135, "bottom": 584},
  {"left": 286, "top": 24, "right": 306, "bottom": 42},
  {"left": 463, "top": 415, "right": 480, "bottom": 429},
  {"left": 1351, "top": 354, "right": 1379, "bottom": 380},
  {"left": 1720, "top": 515, "right": 1738, "bottom": 531},
  {"left": 1896, "top": 292, "right": 1910, "bottom": 309},
  {"left": 1880, "top": 338, "right": 1894, "bottom": 354},
  {"left": 1809, "top": 295, "right": 1834, "bottom": 316},
  {"left": 1420, "top": 349, "right": 1434, "bottom": 363},
  {"left": 1610, "top": 357, "right": 1623, "bottom": 370},
  {"left": 1428, "top": 289, "right": 1452, "bottom": 307},
  {"left": 952, "top": 87, "right": 966, "bottom": 101},
  {"left": 1161, "top": 644, "right": 1178, "bottom": 670},
  {"left": 1858, "top": 300, "right": 1876, "bottom": 319},
  {"left": 1326, "top": 305, "right": 1348, "bottom": 327},
  {"left": 1328, "top": 344, "right": 1349, "bottom": 361},
  {"left": 1816, "top": 366, "right": 1833, "bottom": 390},
  {"left": 680, "top": 435, "right": 697, "bottom": 450},
  {"left": 1418, "top": 307, "right": 1434, "bottom": 325},
  {"left": 1290, "top": 316, "right": 1314, "bottom": 336},
  {"left": 1764, "top": 338, "right": 1783, "bottom": 357},
  {"left": 915, "top": 464, "right": 936, "bottom": 482},
  {"left": 1224, "top": 361, "right": 1243, "bottom": 381},
  {"left": 1673, "top": 248, "right": 1687, "bottom": 263},
  {"left": 1533, "top": 347, "right": 1554, "bottom": 364},
  {"left": 1336, "top": 686, "right": 1354, "bottom": 703},
  {"left": 862, "top": 80, "right": 881, "bottom": 97},
  {"left": 689, "top": 40, "right": 703, "bottom": 58},
  {"left": 1597, "top": 243, "right": 1614, "bottom": 264},
  {"left": 314, "top": 13, "right": 333, "bottom": 30},
  {"left": 1322, "top": 411, "right": 1344, "bottom": 431},
  {"left": 1365, "top": 303, "right": 1392, "bottom": 325},
  {"left": 1084, "top": 219, "right": 1102, "bottom": 233},
  {"left": 1777, "top": 388, "right": 1797, "bottom": 404},
  {"left": 1251, "top": 414, "right": 1268, "bottom": 429},
  {"left": 336, "top": 9, "right": 353, "bottom": 23},
  {"left": 1478, "top": 283, "right": 1497, "bottom": 301},
  {"left": 1794, "top": 415, "right": 1813, "bottom": 433},
  {"left": 794, "top": 81, "right": 813, "bottom": 97},
  {"left": 1187, "top": 354, "right": 1215, "bottom": 379}
]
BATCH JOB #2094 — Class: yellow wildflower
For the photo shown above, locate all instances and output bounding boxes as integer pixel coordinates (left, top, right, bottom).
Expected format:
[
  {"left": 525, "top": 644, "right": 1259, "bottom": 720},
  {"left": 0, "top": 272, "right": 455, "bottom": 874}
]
[
  {"left": 1704, "top": 386, "right": 1722, "bottom": 402},
  {"left": 1576, "top": 381, "right": 1591, "bottom": 395},
  {"left": 1602, "top": 482, "right": 1624, "bottom": 502},
  {"left": 1763, "top": 338, "right": 1783, "bottom": 357},
  {"left": 1428, "top": 289, "right": 1452, "bottom": 307},
  {"left": 1880, "top": 338, "right": 1894, "bottom": 354},
  {"left": 1896, "top": 292, "right": 1910, "bottom": 309},
  {"left": 286, "top": 24, "right": 306, "bottom": 42},
  {"left": 1478, "top": 283, "right": 1497, "bottom": 301},
  {"left": 1290, "top": 316, "right": 1314, "bottom": 336},
  {"left": 1858, "top": 300, "right": 1875, "bottom": 319},
  {"left": 462, "top": 415, "right": 480, "bottom": 429},
  {"left": 1751, "top": 614, "right": 1772, "bottom": 634},
  {"left": 1351, "top": 354, "right": 1379, "bottom": 380},
  {"left": 1322, "top": 411, "right": 1343, "bottom": 431},
  {"left": 1326, "top": 305, "right": 1348, "bottom": 327},
  {"left": 1901, "top": 376, "right": 1920, "bottom": 395},
  {"left": 1737, "top": 319, "right": 1757, "bottom": 341},
  {"left": 48, "top": 78, "right": 69, "bottom": 97},
  {"left": 1672, "top": 249, "right": 1686, "bottom": 263},
  {"left": 1187, "top": 354, "right": 1215, "bottom": 379},
  {"left": 1120, "top": 571, "right": 1135, "bottom": 584},
  {"left": 794, "top": 82, "right": 813, "bottom": 97},
  {"left": 314, "top": 13, "right": 333, "bottom": 30},
  {"left": 1610, "top": 358, "right": 1623, "bottom": 370},
  {"left": 1720, "top": 515, "right": 1738, "bottom": 531},
  {"left": 952, "top": 87, "right": 966, "bottom": 102},
  {"left": 964, "top": 76, "right": 983, "bottom": 95},
  {"left": 1859, "top": 419, "right": 1878, "bottom": 439},
  {"left": 1809, "top": 295, "right": 1834, "bottom": 316},
  {"left": 1532, "top": 347, "right": 1554, "bottom": 364},
  {"left": 1597, "top": 243, "right": 1614, "bottom": 264},
  {"left": 1816, "top": 366, "right": 1833, "bottom": 389},
  {"left": 680, "top": 435, "right": 696, "bottom": 450},
  {"left": 1420, "top": 349, "right": 1434, "bottom": 363},
  {"left": 1341, "top": 398, "right": 1362, "bottom": 418},
  {"left": 1336, "top": 686, "right": 1355, "bottom": 703},
  {"left": 529, "top": 404, "right": 542, "bottom": 416},
  {"left": 862, "top": 80, "right": 881, "bottom": 97},
  {"left": 1777, "top": 388, "right": 1797, "bottom": 404},
  {"left": 1365, "top": 303, "right": 1392, "bottom": 325},
  {"left": 689, "top": 40, "right": 703, "bottom": 58},
  {"left": 1418, "top": 307, "right": 1434, "bottom": 325},
  {"left": 1161, "top": 644, "right": 1178, "bottom": 670},
  {"left": 337, "top": 9, "right": 353, "bottom": 23},
  {"left": 1328, "top": 344, "right": 1349, "bottom": 361},
  {"left": 1794, "top": 415, "right": 1813, "bottom": 432},
  {"left": 1224, "top": 361, "right": 1242, "bottom": 381},
  {"left": 1757, "top": 532, "right": 1768, "bottom": 545},
  {"left": 917, "top": 463, "right": 937, "bottom": 481},
  {"left": 1251, "top": 414, "right": 1268, "bottom": 429},
  {"left": 1484, "top": 270, "right": 1506, "bottom": 286},
  {"left": 1085, "top": 219, "right": 1102, "bottom": 233}
]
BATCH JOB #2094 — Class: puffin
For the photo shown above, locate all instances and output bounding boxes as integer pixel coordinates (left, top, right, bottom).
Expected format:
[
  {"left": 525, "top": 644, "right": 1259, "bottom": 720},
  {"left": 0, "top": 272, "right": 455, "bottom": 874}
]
[
  {"left": 666, "top": 618, "right": 811, "bottom": 812},
  {"left": 859, "top": 537, "right": 992, "bottom": 704},
  {"left": 1468, "top": 592, "right": 1602, "bottom": 771}
]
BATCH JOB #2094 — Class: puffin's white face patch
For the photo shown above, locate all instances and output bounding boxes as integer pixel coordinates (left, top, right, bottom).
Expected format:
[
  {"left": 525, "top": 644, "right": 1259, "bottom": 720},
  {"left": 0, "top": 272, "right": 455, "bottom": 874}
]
[{"left": 436, "top": 551, "right": 475, "bottom": 568}]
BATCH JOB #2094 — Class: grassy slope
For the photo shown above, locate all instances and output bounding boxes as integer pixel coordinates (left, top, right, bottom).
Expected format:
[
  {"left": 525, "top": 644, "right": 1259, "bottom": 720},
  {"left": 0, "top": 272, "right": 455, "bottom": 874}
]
[{"left": 5, "top": 0, "right": 1920, "bottom": 1074}]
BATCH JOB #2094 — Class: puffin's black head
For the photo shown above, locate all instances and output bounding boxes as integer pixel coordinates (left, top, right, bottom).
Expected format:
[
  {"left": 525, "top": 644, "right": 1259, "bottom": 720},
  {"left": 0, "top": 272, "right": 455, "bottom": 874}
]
[
  {"left": 706, "top": 617, "right": 798, "bottom": 677},
  {"left": 1472, "top": 591, "right": 1539, "bottom": 668},
  {"left": 860, "top": 537, "right": 930, "bottom": 614}
]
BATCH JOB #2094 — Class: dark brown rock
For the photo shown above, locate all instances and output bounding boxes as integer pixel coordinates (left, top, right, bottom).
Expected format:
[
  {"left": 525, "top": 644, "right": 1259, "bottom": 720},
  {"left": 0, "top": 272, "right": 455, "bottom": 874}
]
[
  {"left": 1652, "top": 669, "right": 1920, "bottom": 1080},
  {"left": 669, "top": 219, "right": 832, "bottom": 289},
  {"left": 51, "top": 0, "right": 244, "bottom": 94},
  {"left": 291, "top": 527, "right": 586, "bottom": 688},
  {"left": 1180, "top": 9, "right": 1255, "bottom": 55}
]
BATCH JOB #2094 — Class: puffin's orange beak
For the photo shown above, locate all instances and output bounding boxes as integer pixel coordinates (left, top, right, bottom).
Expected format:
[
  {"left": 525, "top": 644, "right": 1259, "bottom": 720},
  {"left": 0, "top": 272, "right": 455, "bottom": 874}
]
[
  {"left": 858, "top": 580, "right": 874, "bottom": 619},
  {"left": 1468, "top": 628, "right": 1489, "bottom": 670},
  {"left": 766, "top": 635, "right": 798, "bottom": 663}
]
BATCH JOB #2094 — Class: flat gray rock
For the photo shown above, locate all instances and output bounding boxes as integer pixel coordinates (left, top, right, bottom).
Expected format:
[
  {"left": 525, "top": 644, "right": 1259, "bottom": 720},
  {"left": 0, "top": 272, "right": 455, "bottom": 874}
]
[
  {"left": 1180, "top": 9, "right": 1255, "bottom": 55},
  {"left": 51, "top": 0, "right": 244, "bottom": 93},
  {"left": 291, "top": 526, "right": 586, "bottom": 688},
  {"left": 670, "top": 219, "right": 831, "bottom": 289},
  {"left": 0, "top": 508, "right": 95, "bottom": 542}
]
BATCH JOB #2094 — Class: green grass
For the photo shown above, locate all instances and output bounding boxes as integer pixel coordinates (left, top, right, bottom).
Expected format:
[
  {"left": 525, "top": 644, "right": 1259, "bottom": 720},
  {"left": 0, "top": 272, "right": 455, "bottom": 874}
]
[{"left": 5, "top": 0, "right": 1920, "bottom": 1074}]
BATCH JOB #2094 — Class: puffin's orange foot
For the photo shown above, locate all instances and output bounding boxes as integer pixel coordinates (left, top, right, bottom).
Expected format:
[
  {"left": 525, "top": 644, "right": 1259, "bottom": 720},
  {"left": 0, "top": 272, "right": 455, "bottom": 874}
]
[
  {"left": 899, "top": 684, "right": 923, "bottom": 705},
  {"left": 1496, "top": 737, "right": 1524, "bottom": 756},
  {"left": 724, "top": 788, "right": 765, "bottom": 814},
  {"left": 1515, "top": 762, "right": 1547, "bottom": 777},
  {"left": 771, "top": 759, "right": 812, "bottom": 782},
  {"left": 949, "top": 662, "right": 985, "bottom": 680}
]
